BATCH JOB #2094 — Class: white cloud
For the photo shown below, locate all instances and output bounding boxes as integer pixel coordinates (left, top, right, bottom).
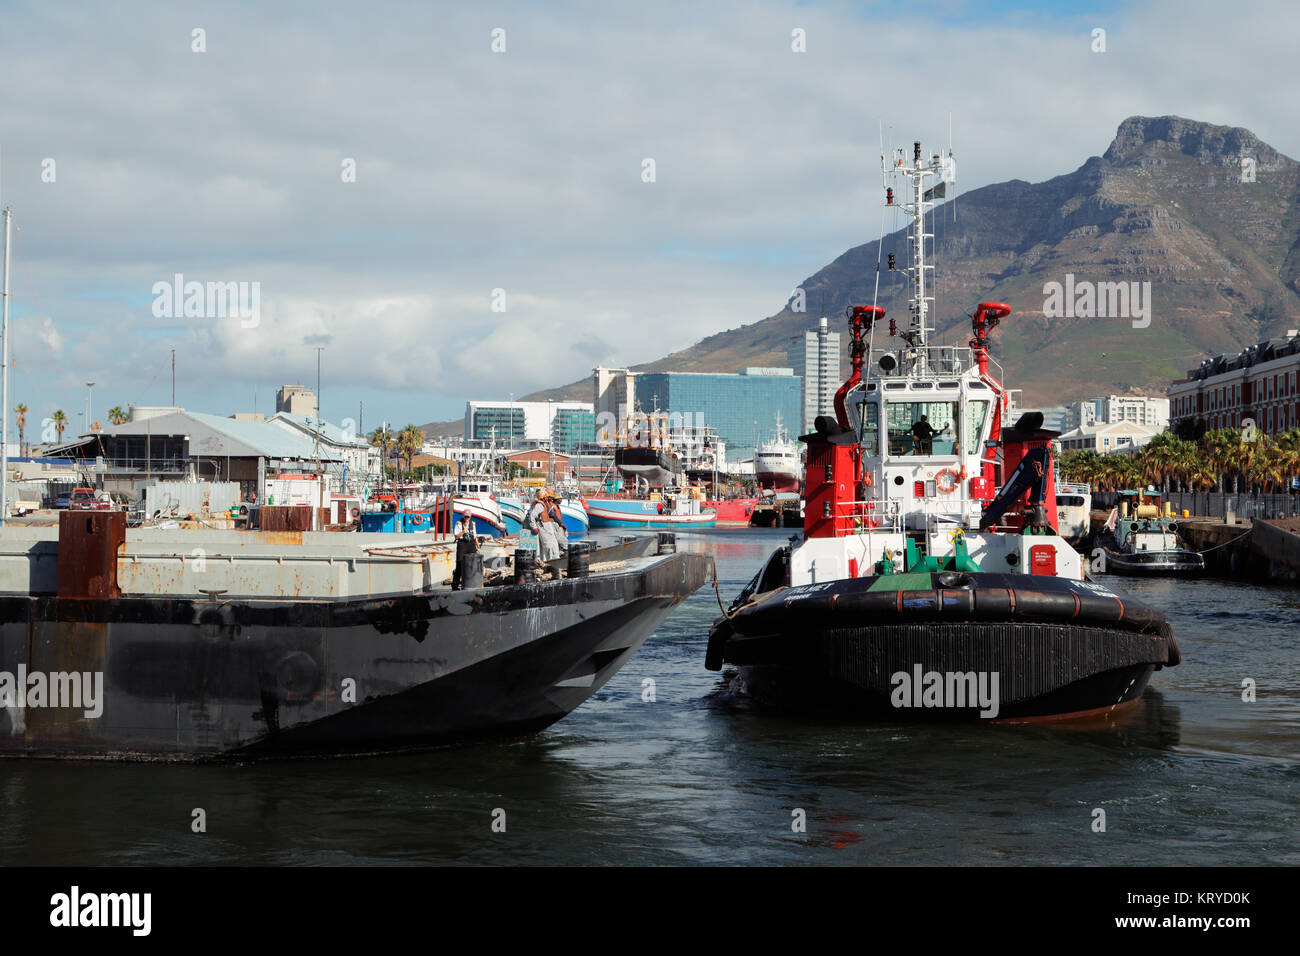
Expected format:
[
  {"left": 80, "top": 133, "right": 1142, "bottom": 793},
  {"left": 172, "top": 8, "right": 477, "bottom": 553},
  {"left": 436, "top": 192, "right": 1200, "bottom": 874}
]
[{"left": 0, "top": 0, "right": 1295, "bottom": 427}]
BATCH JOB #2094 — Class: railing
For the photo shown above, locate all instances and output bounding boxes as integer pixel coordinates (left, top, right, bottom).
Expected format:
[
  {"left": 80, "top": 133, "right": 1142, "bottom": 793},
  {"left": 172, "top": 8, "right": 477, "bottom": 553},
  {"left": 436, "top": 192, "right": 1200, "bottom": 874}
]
[{"left": 832, "top": 498, "right": 903, "bottom": 535}]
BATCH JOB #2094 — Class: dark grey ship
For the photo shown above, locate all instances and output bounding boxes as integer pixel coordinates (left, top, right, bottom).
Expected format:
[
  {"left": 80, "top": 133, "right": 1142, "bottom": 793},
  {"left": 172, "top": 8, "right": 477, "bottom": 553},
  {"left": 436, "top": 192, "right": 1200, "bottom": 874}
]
[{"left": 0, "top": 513, "right": 710, "bottom": 760}]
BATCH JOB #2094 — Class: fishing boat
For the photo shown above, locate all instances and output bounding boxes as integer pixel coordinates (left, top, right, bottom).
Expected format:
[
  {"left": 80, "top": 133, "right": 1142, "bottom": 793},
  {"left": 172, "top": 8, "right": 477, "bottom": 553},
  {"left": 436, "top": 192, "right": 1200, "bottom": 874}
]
[
  {"left": 587, "top": 486, "right": 716, "bottom": 529},
  {"left": 706, "top": 138, "right": 1180, "bottom": 721},
  {"left": 498, "top": 491, "right": 589, "bottom": 536},
  {"left": 498, "top": 494, "right": 527, "bottom": 535},
  {"left": 1094, "top": 490, "right": 1205, "bottom": 575},
  {"left": 708, "top": 497, "right": 761, "bottom": 525},
  {"left": 753, "top": 414, "right": 801, "bottom": 493},
  {"left": 614, "top": 407, "right": 682, "bottom": 488}
]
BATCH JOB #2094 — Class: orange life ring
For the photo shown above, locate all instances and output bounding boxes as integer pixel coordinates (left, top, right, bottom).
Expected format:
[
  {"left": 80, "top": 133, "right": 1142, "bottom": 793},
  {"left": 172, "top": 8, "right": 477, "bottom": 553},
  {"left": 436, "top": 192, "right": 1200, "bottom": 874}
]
[
  {"left": 412, "top": 514, "right": 425, "bottom": 525},
  {"left": 935, "top": 468, "right": 960, "bottom": 494}
]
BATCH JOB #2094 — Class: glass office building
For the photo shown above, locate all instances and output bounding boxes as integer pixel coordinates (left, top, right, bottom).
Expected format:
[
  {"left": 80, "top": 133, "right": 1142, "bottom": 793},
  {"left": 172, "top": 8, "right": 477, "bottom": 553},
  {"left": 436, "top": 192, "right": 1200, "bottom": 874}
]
[
  {"left": 467, "top": 406, "right": 526, "bottom": 445},
  {"left": 551, "top": 408, "right": 595, "bottom": 454},
  {"left": 633, "top": 368, "right": 801, "bottom": 460}
]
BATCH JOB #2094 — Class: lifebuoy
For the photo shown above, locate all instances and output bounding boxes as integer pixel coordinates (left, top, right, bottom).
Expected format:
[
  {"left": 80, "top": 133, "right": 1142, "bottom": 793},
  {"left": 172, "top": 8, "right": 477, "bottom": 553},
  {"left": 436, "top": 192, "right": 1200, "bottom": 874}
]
[
  {"left": 657, "top": 503, "right": 665, "bottom": 514},
  {"left": 935, "top": 468, "right": 960, "bottom": 494},
  {"left": 412, "top": 514, "right": 425, "bottom": 525},
  {"left": 350, "top": 507, "right": 360, "bottom": 519}
]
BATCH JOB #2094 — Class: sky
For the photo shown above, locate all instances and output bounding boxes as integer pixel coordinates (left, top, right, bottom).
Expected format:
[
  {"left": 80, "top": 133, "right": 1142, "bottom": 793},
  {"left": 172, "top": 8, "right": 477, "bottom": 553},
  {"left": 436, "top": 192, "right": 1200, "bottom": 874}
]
[{"left": 0, "top": 0, "right": 1296, "bottom": 440}]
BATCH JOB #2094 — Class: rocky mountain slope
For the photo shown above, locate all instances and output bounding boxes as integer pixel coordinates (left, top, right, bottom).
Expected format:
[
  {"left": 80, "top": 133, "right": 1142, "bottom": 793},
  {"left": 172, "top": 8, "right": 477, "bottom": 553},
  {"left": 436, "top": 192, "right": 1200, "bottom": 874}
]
[{"left": 427, "top": 116, "right": 1300, "bottom": 434}]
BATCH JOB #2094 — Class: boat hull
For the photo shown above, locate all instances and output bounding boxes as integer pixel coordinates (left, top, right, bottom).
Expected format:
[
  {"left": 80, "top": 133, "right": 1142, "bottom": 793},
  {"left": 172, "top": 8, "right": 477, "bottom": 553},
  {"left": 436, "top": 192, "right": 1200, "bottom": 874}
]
[
  {"left": 587, "top": 499, "right": 716, "bottom": 530},
  {"left": 614, "top": 448, "right": 681, "bottom": 488},
  {"left": 558, "top": 499, "right": 589, "bottom": 535},
  {"left": 454, "top": 498, "right": 505, "bottom": 537},
  {"left": 708, "top": 498, "right": 759, "bottom": 524},
  {"left": 707, "top": 571, "right": 1179, "bottom": 721},
  {"left": 0, "top": 552, "right": 713, "bottom": 760},
  {"left": 1101, "top": 548, "right": 1206, "bottom": 576},
  {"left": 754, "top": 469, "right": 800, "bottom": 494},
  {"left": 498, "top": 497, "right": 525, "bottom": 535}
]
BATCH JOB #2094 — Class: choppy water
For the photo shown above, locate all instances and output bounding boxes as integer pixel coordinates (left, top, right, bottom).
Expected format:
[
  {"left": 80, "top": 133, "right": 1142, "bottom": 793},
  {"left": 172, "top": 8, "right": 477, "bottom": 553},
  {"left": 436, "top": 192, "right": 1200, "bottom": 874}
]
[{"left": 1, "top": 529, "right": 1296, "bottom": 866}]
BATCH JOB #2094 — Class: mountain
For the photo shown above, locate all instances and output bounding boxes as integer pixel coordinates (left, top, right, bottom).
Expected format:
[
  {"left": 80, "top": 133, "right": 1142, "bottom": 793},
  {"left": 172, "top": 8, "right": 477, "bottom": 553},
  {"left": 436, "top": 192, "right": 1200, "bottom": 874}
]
[{"left": 426, "top": 116, "right": 1300, "bottom": 434}]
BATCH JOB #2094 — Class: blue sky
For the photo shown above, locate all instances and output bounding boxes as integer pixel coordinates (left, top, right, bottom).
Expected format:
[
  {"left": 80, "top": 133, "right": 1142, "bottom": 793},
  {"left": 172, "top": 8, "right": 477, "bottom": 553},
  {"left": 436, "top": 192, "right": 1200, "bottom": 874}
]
[{"left": 0, "top": 0, "right": 1295, "bottom": 436}]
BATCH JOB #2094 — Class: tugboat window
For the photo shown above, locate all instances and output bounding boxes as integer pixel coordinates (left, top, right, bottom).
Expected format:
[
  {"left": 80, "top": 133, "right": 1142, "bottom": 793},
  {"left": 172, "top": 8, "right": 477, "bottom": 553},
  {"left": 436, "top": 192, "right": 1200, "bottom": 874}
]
[
  {"left": 856, "top": 400, "right": 880, "bottom": 454},
  {"left": 887, "top": 401, "right": 958, "bottom": 456},
  {"left": 964, "top": 400, "right": 990, "bottom": 455}
]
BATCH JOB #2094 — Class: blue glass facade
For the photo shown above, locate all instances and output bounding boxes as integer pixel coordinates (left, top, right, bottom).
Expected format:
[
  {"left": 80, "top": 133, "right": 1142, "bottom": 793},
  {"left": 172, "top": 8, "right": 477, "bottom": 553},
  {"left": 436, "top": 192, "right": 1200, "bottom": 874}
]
[
  {"left": 634, "top": 371, "right": 802, "bottom": 460},
  {"left": 551, "top": 408, "right": 595, "bottom": 454},
  {"left": 470, "top": 406, "right": 526, "bottom": 444}
]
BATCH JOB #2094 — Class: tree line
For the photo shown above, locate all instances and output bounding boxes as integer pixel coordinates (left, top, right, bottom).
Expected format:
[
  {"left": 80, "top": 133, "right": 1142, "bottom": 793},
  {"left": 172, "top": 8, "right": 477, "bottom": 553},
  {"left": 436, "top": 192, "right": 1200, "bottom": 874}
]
[{"left": 1058, "top": 428, "right": 1300, "bottom": 495}]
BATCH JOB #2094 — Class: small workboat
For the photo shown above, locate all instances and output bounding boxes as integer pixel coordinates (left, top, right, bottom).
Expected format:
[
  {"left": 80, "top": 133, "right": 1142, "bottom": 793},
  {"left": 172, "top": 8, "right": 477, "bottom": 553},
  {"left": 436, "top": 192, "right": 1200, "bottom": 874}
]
[{"left": 1094, "top": 491, "right": 1205, "bottom": 575}]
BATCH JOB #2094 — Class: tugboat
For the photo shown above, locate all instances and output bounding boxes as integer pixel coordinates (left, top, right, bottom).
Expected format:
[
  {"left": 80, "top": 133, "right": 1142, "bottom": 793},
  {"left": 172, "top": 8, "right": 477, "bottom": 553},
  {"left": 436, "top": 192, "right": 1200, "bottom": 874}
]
[
  {"left": 706, "top": 139, "right": 1180, "bottom": 721},
  {"left": 1094, "top": 490, "right": 1205, "bottom": 575}
]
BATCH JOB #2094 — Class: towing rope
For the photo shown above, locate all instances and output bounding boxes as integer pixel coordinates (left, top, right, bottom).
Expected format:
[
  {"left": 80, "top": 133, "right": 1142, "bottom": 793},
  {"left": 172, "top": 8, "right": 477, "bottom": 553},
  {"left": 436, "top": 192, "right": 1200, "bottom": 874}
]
[{"left": 1195, "top": 525, "right": 1255, "bottom": 554}]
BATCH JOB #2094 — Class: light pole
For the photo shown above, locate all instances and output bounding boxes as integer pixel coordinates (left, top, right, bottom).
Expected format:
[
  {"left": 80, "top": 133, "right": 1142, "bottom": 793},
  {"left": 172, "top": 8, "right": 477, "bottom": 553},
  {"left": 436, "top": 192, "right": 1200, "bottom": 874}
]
[{"left": 86, "top": 381, "right": 95, "bottom": 430}]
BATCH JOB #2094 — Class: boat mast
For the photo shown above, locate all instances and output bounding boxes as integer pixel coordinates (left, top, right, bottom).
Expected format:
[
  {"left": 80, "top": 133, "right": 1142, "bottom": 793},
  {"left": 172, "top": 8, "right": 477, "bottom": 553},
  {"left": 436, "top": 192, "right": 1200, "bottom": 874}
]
[{"left": 886, "top": 141, "right": 950, "bottom": 377}]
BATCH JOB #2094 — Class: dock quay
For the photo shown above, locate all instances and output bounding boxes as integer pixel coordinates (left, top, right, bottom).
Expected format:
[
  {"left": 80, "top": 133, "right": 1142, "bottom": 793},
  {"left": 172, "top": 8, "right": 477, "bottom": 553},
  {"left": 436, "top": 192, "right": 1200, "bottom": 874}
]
[
  {"left": 1087, "top": 509, "right": 1300, "bottom": 584},
  {"left": 748, "top": 500, "right": 801, "bottom": 528}
]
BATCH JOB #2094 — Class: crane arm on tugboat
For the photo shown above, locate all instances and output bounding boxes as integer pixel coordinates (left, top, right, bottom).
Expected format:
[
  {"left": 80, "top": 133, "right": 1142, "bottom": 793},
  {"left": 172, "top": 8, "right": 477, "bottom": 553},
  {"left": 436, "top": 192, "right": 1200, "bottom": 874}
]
[{"left": 979, "top": 443, "right": 1052, "bottom": 533}]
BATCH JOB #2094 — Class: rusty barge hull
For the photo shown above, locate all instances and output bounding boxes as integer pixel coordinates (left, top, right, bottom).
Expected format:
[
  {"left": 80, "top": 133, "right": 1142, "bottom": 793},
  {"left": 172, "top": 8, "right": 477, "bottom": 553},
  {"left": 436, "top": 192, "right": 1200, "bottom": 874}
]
[{"left": 0, "top": 514, "right": 712, "bottom": 760}]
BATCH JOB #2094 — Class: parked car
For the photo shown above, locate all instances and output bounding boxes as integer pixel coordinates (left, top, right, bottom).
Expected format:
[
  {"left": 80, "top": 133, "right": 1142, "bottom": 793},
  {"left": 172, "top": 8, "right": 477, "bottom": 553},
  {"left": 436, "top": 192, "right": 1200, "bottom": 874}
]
[
  {"left": 54, "top": 491, "right": 72, "bottom": 509},
  {"left": 69, "top": 487, "right": 110, "bottom": 511}
]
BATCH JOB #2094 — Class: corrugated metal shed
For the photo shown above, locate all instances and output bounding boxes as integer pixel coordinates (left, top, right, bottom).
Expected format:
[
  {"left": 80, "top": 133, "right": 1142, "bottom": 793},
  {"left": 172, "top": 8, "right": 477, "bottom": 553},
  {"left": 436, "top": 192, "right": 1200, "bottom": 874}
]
[{"left": 47, "top": 410, "right": 342, "bottom": 462}]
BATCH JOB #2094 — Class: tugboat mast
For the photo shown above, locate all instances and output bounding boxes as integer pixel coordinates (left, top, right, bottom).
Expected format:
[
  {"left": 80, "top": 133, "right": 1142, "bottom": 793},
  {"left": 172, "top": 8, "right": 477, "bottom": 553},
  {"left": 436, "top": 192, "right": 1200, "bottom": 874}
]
[{"left": 883, "top": 140, "right": 952, "bottom": 377}]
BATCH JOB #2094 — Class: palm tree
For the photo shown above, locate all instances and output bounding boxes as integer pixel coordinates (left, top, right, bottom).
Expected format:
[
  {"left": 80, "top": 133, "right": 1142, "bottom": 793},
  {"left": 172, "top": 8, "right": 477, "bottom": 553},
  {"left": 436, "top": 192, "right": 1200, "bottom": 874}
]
[
  {"left": 13, "top": 404, "right": 26, "bottom": 456},
  {"left": 51, "top": 409, "right": 68, "bottom": 443},
  {"left": 1199, "top": 429, "right": 1235, "bottom": 493},
  {"left": 107, "top": 405, "right": 128, "bottom": 425},
  {"left": 397, "top": 425, "right": 424, "bottom": 482},
  {"left": 1273, "top": 429, "right": 1300, "bottom": 493},
  {"left": 1185, "top": 452, "right": 1218, "bottom": 516}
]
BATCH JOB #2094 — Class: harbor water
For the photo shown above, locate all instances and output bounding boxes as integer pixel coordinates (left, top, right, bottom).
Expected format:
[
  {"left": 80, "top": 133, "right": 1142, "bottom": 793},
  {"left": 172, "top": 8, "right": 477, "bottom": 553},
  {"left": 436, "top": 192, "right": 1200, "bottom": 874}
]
[{"left": 1, "top": 528, "right": 1296, "bottom": 866}]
